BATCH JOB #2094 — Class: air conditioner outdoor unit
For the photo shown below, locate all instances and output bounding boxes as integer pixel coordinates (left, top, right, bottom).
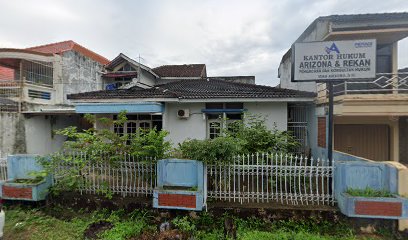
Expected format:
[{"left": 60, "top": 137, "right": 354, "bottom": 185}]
[{"left": 177, "top": 109, "right": 190, "bottom": 118}]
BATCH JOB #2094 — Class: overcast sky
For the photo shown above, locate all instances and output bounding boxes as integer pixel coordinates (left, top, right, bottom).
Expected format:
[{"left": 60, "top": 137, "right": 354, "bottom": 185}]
[{"left": 0, "top": 0, "right": 407, "bottom": 86}]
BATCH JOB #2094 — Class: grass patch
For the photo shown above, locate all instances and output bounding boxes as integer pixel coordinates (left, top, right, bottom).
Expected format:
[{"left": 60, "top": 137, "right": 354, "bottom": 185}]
[
  {"left": 99, "top": 219, "right": 146, "bottom": 240},
  {"left": 240, "top": 230, "right": 357, "bottom": 240},
  {"left": 2, "top": 206, "right": 397, "bottom": 240},
  {"left": 13, "top": 177, "right": 44, "bottom": 184},
  {"left": 4, "top": 207, "right": 91, "bottom": 240},
  {"left": 346, "top": 187, "right": 394, "bottom": 198}
]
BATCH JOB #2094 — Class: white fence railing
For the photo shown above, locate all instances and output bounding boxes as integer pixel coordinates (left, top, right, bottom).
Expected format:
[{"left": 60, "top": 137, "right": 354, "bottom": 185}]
[
  {"left": 317, "top": 72, "right": 408, "bottom": 102},
  {"left": 53, "top": 153, "right": 157, "bottom": 197},
  {"left": 0, "top": 152, "right": 8, "bottom": 181},
  {"left": 2, "top": 152, "right": 334, "bottom": 206},
  {"left": 207, "top": 153, "right": 334, "bottom": 206}
]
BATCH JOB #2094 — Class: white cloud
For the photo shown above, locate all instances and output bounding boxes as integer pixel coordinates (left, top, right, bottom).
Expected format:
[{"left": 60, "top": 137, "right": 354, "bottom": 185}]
[{"left": 0, "top": 0, "right": 407, "bottom": 85}]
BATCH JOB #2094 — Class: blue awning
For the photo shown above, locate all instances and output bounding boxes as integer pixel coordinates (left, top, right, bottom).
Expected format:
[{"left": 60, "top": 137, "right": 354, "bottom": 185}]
[{"left": 75, "top": 102, "right": 164, "bottom": 114}]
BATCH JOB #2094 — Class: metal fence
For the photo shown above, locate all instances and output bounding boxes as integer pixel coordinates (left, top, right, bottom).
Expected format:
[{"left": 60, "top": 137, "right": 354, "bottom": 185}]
[
  {"left": 317, "top": 72, "right": 408, "bottom": 101},
  {"left": 0, "top": 152, "right": 8, "bottom": 181},
  {"left": 4, "top": 151, "right": 333, "bottom": 206},
  {"left": 207, "top": 153, "right": 334, "bottom": 206},
  {"left": 53, "top": 153, "right": 157, "bottom": 197}
]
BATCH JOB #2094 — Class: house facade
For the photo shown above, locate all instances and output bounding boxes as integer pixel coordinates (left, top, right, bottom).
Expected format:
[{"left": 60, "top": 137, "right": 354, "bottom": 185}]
[
  {"left": 68, "top": 54, "right": 315, "bottom": 148},
  {"left": 0, "top": 41, "right": 109, "bottom": 155},
  {"left": 278, "top": 12, "right": 408, "bottom": 163}
]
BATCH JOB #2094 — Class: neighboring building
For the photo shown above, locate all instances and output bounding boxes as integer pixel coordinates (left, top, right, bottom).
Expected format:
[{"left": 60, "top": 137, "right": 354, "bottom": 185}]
[
  {"left": 1, "top": 46, "right": 315, "bottom": 155},
  {"left": 0, "top": 40, "right": 109, "bottom": 155},
  {"left": 68, "top": 78, "right": 315, "bottom": 147},
  {"left": 278, "top": 12, "right": 408, "bottom": 163}
]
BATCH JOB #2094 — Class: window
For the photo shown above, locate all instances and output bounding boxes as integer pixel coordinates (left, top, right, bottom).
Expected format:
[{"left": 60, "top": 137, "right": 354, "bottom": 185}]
[
  {"left": 22, "top": 60, "right": 53, "bottom": 86},
  {"left": 208, "top": 121, "right": 222, "bottom": 139},
  {"left": 118, "top": 63, "right": 136, "bottom": 72},
  {"left": 113, "top": 114, "right": 163, "bottom": 143},
  {"left": 376, "top": 44, "right": 392, "bottom": 73},
  {"left": 207, "top": 114, "right": 222, "bottom": 139},
  {"left": 204, "top": 103, "right": 244, "bottom": 139}
]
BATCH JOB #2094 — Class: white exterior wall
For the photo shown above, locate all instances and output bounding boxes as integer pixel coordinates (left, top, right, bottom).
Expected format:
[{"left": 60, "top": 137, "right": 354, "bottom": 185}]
[
  {"left": 0, "top": 113, "right": 24, "bottom": 154},
  {"left": 25, "top": 115, "right": 80, "bottom": 155},
  {"left": 278, "top": 20, "right": 329, "bottom": 93},
  {"left": 164, "top": 102, "right": 207, "bottom": 146},
  {"left": 279, "top": 58, "right": 317, "bottom": 92},
  {"left": 244, "top": 102, "right": 288, "bottom": 131},
  {"left": 0, "top": 113, "right": 80, "bottom": 155},
  {"left": 163, "top": 101, "right": 289, "bottom": 146}
]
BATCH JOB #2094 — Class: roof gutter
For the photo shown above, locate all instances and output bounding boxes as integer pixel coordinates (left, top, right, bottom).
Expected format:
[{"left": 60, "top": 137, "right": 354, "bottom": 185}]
[{"left": 69, "top": 97, "right": 315, "bottom": 104}]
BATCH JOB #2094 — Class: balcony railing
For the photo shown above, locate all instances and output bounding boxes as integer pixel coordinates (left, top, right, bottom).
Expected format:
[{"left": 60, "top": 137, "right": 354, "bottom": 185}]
[
  {"left": 317, "top": 72, "right": 408, "bottom": 101},
  {"left": 0, "top": 81, "right": 21, "bottom": 112}
]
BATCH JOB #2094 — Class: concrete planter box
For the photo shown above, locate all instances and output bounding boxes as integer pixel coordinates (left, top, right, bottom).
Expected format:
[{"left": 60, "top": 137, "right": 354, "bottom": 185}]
[
  {"left": 153, "top": 159, "right": 206, "bottom": 211},
  {"left": 0, "top": 154, "right": 52, "bottom": 201},
  {"left": 2, "top": 178, "right": 52, "bottom": 201},
  {"left": 339, "top": 192, "right": 408, "bottom": 219}
]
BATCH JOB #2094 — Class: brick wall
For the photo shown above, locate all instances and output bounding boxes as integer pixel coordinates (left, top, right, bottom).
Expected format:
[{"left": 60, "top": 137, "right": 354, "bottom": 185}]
[
  {"left": 318, "top": 117, "right": 326, "bottom": 148},
  {"left": 158, "top": 193, "right": 196, "bottom": 209},
  {"left": 355, "top": 201, "right": 402, "bottom": 217},
  {"left": 2, "top": 186, "right": 32, "bottom": 199}
]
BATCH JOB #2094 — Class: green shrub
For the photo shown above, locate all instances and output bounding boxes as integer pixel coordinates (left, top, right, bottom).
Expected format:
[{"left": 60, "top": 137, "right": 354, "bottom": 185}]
[
  {"left": 55, "top": 113, "right": 171, "bottom": 160},
  {"left": 172, "top": 216, "right": 196, "bottom": 233},
  {"left": 178, "top": 114, "right": 299, "bottom": 163},
  {"left": 38, "top": 111, "right": 172, "bottom": 195},
  {"left": 178, "top": 136, "right": 245, "bottom": 164},
  {"left": 99, "top": 219, "right": 146, "bottom": 240},
  {"left": 227, "top": 114, "right": 299, "bottom": 154},
  {"left": 346, "top": 187, "right": 394, "bottom": 198}
]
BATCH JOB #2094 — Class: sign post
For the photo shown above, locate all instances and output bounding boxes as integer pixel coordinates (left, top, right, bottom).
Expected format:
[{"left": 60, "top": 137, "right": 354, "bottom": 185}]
[{"left": 291, "top": 39, "right": 377, "bottom": 164}]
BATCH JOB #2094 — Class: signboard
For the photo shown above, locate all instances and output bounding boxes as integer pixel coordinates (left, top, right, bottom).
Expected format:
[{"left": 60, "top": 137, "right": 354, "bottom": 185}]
[{"left": 292, "top": 39, "right": 376, "bottom": 82}]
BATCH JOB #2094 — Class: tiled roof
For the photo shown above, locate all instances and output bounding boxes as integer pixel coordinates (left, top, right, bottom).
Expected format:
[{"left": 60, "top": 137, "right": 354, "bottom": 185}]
[
  {"left": 325, "top": 12, "right": 408, "bottom": 23},
  {"left": 68, "top": 79, "right": 315, "bottom": 100},
  {"left": 27, "top": 40, "right": 110, "bottom": 65},
  {"left": 153, "top": 64, "right": 206, "bottom": 78},
  {"left": 0, "top": 66, "right": 14, "bottom": 80}
]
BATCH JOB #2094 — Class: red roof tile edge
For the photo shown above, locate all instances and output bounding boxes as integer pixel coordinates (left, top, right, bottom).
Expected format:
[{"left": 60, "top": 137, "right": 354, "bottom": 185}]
[{"left": 27, "top": 40, "right": 110, "bottom": 65}]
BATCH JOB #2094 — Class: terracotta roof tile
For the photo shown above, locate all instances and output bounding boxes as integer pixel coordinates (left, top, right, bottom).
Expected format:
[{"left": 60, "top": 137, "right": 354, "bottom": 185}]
[
  {"left": 0, "top": 66, "right": 14, "bottom": 80},
  {"left": 27, "top": 40, "right": 110, "bottom": 65},
  {"left": 153, "top": 64, "right": 206, "bottom": 78}
]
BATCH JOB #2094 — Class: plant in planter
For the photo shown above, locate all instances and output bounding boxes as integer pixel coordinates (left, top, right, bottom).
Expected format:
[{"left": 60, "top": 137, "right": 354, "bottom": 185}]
[
  {"left": 2, "top": 169, "right": 52, "bottom": 201},
  {"left": 339, "top": 187, "right": 408, "bottom": 219},
  {"left": 153, "top": 159, "right": 205, "bottom": 211}
]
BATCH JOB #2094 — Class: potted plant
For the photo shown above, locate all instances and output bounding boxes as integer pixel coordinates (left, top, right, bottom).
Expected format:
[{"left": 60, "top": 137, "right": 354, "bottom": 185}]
[
  {"left": 2, "top": 170, "right": 52, "bottom": 201},
  {"left": 338, "top": 187, "right": 408, "bottom": 219}
]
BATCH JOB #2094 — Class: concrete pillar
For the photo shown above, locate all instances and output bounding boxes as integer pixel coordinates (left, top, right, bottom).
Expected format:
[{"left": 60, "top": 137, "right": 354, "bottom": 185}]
[
  {"left": 386, "top": 162, "right": 408, "bottom": 231},
  {"left": 399, "top": 117, "right": 408, "bottom": 165},
  {"left": 392, "top": 42, "right": 398, "bottom": 93},
  {"left": 399, "top": 167, "right": 408, "bottom": 231},
  {"left": 391, "top": 119, "right": 399, "bottom": 162}
]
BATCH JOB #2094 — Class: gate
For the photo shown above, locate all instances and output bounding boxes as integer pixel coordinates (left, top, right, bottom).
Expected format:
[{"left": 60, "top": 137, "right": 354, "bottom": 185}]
[{"left": 288, "top": 104, "right": 308, "bottom": 155}]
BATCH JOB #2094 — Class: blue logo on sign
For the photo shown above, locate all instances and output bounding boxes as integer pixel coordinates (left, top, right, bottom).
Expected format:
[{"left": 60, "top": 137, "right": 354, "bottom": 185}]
[{"left": 325, "top": 43, "right": 340, "bottom": 54}]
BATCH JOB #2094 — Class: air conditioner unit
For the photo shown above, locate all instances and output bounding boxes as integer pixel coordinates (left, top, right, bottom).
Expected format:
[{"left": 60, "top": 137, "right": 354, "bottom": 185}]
[{"left": 177, "top": 109, "right": 190, "bottom": 118}]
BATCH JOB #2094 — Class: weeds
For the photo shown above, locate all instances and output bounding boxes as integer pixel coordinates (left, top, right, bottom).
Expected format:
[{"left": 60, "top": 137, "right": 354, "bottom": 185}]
[
  {"left": 346, "top": 187, "right": 394, "bottom": 198},
  {"left": 3, "top": 206, "right": 397, "bottom": 240}
]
